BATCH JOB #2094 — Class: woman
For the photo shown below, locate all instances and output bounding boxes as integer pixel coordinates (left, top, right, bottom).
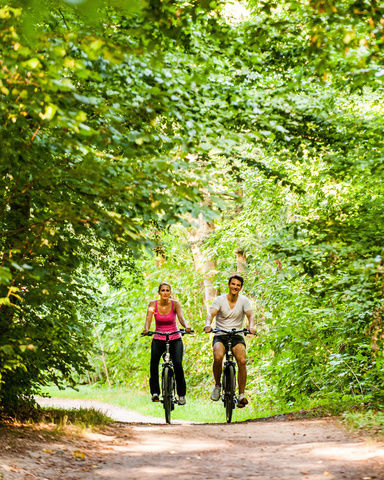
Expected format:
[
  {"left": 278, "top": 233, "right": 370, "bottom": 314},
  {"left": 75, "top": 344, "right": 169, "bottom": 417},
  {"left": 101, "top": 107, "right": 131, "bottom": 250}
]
[{"left": 143, "top": 282, "right": 191, "bottom": 405}]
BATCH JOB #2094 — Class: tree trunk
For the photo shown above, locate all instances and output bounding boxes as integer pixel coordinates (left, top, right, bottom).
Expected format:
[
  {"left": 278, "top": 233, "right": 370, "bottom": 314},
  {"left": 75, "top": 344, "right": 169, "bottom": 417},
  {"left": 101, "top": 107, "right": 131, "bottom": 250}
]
[
  {"left": 187, "top": 214, "right": 218, "bottom": 311},
  {"left": 235, "top": 249, "right": 247, "bottom": 274}
]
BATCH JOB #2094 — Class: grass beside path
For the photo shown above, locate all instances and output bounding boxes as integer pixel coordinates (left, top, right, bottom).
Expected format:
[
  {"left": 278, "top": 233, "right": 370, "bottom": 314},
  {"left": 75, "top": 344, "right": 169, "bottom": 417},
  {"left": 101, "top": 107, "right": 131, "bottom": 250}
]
[
  {"left": 342, "top": 409, "right": 384, "bottom": 439},
  {"left": 1, "top": 402, "right": 113, "bottom": 431},
  {"left": 41, "top": 385, "right": 273, "bottom": 424}
]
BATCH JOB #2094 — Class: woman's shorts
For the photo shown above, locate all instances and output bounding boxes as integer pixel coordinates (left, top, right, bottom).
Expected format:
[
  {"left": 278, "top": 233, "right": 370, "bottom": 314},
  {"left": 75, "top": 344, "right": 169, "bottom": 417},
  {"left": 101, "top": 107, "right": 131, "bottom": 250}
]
[{"left": 212, "top": 334, "right": 246, "bottom": 350}]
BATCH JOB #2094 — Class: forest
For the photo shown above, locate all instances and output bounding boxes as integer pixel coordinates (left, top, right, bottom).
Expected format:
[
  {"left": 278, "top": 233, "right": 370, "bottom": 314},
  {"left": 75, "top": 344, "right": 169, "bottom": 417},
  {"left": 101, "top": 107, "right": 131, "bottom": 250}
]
[{"left": 1, "top": 0, "right": 384, "bottom": 416}]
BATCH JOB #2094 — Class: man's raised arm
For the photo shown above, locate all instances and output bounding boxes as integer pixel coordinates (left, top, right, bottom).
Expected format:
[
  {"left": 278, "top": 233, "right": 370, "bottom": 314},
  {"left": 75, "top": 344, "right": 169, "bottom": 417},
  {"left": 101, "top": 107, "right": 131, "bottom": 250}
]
[
  {"left": 204, "top": 307, "right": 218, "bottom": 333},
  {"left": 245, "top": 310, "right": 256, "bottom": 335}
]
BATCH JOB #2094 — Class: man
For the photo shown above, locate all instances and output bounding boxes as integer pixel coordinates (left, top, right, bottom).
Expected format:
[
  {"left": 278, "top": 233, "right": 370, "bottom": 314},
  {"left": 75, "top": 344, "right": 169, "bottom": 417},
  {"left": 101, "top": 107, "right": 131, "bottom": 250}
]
[{"left": 204, "top": 274, "right": 256, "bottom": 407}]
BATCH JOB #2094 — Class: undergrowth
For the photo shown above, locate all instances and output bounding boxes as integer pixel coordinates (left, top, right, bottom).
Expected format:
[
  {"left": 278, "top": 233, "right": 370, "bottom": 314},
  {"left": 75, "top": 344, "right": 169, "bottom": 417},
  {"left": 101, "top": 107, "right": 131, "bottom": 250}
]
[{"left": 342, "top": 409, "right": 384, "bottom": 439}]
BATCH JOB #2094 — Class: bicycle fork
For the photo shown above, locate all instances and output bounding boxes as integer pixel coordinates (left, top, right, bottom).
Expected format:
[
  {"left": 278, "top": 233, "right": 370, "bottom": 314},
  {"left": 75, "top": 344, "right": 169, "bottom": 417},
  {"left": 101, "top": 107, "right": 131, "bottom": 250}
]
[
  {"left": 161, "top": 349, "right": 176, "bottom": 409},
  {"left": 222, "top": 359, "right": 237, "bottom": 401}
]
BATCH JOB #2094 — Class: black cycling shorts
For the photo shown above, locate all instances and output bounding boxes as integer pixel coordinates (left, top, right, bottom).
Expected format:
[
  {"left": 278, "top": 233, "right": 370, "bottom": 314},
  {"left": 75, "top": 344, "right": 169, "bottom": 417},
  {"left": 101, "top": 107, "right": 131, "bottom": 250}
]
[{"left": 212, "top": 334, "right": 246, "bottom": 350}]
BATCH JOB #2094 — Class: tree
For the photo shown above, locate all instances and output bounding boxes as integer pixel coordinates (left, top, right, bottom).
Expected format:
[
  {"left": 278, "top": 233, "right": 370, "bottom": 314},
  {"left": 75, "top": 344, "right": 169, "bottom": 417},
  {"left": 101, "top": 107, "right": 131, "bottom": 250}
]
[{"left": 0, "top": 1, "right": 210, "bottom": 406}]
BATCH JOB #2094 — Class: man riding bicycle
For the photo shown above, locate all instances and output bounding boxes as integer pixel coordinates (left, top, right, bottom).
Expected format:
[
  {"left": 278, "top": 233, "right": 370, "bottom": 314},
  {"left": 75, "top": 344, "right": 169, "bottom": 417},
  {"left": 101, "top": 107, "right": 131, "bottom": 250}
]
[{"left": 204, "top": 274, "right": 256, "bottom": 407}]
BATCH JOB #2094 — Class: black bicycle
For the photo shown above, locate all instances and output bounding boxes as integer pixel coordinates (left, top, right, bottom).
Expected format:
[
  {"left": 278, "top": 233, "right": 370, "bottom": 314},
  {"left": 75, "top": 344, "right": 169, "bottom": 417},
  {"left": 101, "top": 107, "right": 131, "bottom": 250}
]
[
  {"left": 211, "top": 328, "right": 251, "bottom": 423},
  {"left": 142, "top": 329, "right": 193, "bottom": 424}
]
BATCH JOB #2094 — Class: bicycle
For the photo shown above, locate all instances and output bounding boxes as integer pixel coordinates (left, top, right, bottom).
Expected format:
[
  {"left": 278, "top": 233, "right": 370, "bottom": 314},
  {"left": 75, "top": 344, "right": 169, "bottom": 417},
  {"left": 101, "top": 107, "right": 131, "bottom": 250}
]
[
  {"left": 210, "top": 328, "right": 251, "bottom": 423},
  {"left": 142, "top": 329, "right": 193, "bottom": 424}
]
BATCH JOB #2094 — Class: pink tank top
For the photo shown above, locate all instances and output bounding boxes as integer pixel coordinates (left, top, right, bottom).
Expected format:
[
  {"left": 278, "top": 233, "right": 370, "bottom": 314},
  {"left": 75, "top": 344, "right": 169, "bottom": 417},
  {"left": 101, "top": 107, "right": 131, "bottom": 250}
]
[{"left": 153, "top": 300, "right": 181, "bottom": 341}]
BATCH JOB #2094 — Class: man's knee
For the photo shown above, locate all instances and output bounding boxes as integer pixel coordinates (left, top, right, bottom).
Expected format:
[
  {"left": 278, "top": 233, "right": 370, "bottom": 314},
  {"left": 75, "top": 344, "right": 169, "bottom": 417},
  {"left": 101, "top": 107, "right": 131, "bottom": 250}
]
[
  {"left": 236, "top": 357, "right": 247, "bottom": 368},
  {"left": 213, "top": 353, "right": 224, "bottom": 364},
  {"left": 233, "top": 344, "right": 246, "bottom": 367},
  {"left": 213, "top": 344, "right": 225, "bottom": 363}
]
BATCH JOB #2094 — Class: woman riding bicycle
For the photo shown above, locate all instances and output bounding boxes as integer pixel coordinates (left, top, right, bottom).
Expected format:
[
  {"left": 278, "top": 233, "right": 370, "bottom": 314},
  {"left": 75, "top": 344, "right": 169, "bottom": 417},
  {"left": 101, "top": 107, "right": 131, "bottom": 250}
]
[{"left": 142, "top": 282, "right": 191, "bottom": 405}]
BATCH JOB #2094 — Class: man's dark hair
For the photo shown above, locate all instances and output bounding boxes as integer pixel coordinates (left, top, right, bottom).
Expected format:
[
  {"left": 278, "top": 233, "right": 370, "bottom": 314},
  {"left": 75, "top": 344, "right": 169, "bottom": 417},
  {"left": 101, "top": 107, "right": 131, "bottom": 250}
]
[{"left": 228, "top": 274, "right": 244, "bottom": 287}]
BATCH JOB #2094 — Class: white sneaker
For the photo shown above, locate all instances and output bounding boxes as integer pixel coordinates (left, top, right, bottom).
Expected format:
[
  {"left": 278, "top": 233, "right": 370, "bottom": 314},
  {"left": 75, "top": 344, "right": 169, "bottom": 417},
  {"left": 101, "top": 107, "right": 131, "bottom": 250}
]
[
  {"left": 237, "top": 393, "right": 248, "bottom": 408},
  {"left": 178, "top": 396, "right": 186, "bottom": 405},
  {"left": 210, "top": 385, "right": 221, "bottom": 401}
]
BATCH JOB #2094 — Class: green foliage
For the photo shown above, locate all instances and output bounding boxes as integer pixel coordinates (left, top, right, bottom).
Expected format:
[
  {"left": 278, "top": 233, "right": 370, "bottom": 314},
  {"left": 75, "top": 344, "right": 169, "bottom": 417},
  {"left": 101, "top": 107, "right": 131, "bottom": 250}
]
[
  {"left": 85, "top": 226, "right": 210, "bottom": 390},
  {"left": 0, "top": 1, "right": 215, "bottom": 406},
  {"left": 206, "top": 91, "right": 384, "bottom": 407},
  {"left": 343, "top": 409, "right": 384, "bottom": 438},
  {"left": 2, "top": 0, "right": 384, "bottom": 419}
]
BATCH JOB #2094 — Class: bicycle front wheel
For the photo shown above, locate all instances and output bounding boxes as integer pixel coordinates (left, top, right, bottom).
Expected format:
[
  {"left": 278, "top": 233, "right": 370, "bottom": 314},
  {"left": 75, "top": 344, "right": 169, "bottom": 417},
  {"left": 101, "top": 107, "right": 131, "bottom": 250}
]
[
  {"left": 223, "top": 365, "right": 236, "bottom": 423},
  {"left": 162, "top": 366, "right": 174, "bottom": 424}
]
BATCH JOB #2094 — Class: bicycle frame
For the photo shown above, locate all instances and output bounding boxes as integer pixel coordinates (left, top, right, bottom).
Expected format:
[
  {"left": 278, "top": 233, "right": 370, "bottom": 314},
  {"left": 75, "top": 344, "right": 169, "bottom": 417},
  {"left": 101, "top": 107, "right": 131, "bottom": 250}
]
[
  {"left": 143, "top": 329, "right": 192, "bottom": 424},
  {"left": 160, "top": 331, "right": 173, "bottom": 363},
  {"left": 212, "top": 328, "right": 250, "bottom": 423}
]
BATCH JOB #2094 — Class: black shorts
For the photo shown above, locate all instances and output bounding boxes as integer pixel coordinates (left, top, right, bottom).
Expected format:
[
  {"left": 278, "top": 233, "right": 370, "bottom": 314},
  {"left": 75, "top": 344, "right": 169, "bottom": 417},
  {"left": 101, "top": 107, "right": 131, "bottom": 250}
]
[{"left": 212, "top": 334, "right": 246, "bottom": 351}]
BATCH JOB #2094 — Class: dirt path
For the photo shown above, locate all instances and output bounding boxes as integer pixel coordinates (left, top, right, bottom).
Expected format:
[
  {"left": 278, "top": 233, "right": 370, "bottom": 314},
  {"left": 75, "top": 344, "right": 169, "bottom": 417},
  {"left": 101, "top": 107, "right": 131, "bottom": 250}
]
[{"left": 1, "top": 399, "right": 384, "bottom": 480}]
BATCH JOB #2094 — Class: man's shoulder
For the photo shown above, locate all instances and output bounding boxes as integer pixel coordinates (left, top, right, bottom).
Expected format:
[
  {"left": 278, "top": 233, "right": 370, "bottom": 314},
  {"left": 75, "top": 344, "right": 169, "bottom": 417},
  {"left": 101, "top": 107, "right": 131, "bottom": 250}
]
[
  {"left": 212, "top": 294, "right": 226, "bottom": 304},
  {"left": 239, "top": 294, "right": 250, "bottom": 300},
  {"left": 239, "top": 294, "right": 251, "bottom": 306}
]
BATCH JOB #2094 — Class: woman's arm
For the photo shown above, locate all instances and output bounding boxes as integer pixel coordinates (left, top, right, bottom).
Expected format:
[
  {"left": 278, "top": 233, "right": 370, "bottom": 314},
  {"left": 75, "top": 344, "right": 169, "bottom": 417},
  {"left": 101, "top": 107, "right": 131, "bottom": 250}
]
[
  {"left": 175, "top": 301, "right": 191, "bottom": 332},
  {"left": 142, "top": 301, "right": 155, "bottom": 334}
]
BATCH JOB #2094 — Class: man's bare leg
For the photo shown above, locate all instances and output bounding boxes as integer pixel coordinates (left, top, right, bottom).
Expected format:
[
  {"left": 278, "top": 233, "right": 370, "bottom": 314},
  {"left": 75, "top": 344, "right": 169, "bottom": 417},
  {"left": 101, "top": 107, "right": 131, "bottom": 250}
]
[
  {"left": 233, "top": 343, "right": 247, "bottom": 406},
  {"left": 212, "top": 342, "right": 225, "bottom": 386}
]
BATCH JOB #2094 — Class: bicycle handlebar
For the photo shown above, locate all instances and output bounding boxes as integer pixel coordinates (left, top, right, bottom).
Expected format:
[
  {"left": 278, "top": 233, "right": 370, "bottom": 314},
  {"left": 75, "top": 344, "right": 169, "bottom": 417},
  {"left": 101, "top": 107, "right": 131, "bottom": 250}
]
[
  {"left": 210, "top": 328, "right": 252, "bottom": 335},
  {"left": 141, "top": 329, "right": 194, "bottom": 337}
]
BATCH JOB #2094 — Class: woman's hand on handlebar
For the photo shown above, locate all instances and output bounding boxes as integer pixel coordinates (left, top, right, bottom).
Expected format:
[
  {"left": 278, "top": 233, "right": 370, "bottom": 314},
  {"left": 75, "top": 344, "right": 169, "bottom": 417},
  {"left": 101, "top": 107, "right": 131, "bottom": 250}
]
[{"left": 141, "top": 329, "right": 149, "bottom": 336}]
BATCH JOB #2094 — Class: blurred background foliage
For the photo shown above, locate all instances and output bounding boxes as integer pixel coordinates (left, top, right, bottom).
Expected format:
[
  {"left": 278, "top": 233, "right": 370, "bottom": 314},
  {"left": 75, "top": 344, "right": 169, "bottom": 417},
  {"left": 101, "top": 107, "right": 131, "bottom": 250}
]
[{"left": 1, "top": 0, "right": 384, "bottom": 413}]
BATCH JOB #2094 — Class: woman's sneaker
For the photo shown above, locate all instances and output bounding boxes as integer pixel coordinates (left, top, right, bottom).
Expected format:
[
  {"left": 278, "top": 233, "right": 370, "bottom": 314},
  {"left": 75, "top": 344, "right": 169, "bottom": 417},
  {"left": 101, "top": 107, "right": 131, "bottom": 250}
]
[
  {"left": 178, "top": 396, "right": 186, "bottom": 405},
  {"left": 151, "top": 393, "right": 160, "bottom": 402},
  {"left": 210, "top": 385, "right": 221, "bottom": 401},
  {"left": 237, "top": 393, "right": 248, "bottom": 408}
]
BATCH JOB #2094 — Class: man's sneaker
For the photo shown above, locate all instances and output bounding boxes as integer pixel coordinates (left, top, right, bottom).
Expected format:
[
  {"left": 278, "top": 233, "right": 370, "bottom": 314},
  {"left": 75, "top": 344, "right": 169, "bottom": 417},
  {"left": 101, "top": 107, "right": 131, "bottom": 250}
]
[
  {"left": 178, "top": 396, "right": 186, "bottom": 405},
  {"left": 210, "top": 385, "right": 221, "bottom": 401},
  {"left": 151, "top": 393, "right": 160, "bottom": 402},
  {"left": 237, "top": 393, "right": 248, "bottom": 408}
]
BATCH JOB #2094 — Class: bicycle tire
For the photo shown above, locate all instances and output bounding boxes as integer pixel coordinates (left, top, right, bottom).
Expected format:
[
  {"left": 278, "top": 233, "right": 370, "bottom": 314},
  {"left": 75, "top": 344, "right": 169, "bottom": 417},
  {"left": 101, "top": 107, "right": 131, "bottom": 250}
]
[
  {"left": 162, "top": 366, "right": 174, "bottom": 424},
  {"left": 223, "top": 364, "right": 236, "bottom": 423}
]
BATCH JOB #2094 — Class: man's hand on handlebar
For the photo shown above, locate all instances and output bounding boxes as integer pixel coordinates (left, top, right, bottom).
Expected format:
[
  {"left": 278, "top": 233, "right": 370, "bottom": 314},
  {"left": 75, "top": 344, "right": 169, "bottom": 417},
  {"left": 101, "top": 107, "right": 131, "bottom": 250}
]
[{"left": 204, "top": 325, "right": 212, "bottom": 333}]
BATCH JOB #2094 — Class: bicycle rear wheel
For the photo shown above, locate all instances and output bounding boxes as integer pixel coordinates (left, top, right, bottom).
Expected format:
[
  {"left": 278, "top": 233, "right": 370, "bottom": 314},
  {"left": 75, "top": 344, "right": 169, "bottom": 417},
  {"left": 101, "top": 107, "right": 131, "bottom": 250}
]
[
  {"left": 162, "top": 366, "right": 174, "bottom": 424},
  {"left": 223, "top": 365, "right": 236, "bottom": 423}
]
